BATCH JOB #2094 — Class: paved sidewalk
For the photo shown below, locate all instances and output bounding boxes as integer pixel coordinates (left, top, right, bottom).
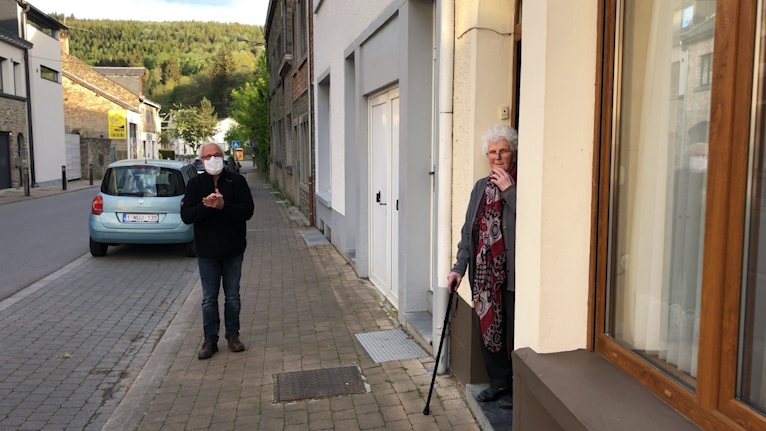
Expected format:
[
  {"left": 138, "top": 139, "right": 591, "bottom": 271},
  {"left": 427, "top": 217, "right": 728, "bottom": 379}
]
[
  {"left": 0, "top": 178, "right": 102, "bottom": 206},
  {"left": 120, "top": 166, "right": 479, "bottom": 431}
]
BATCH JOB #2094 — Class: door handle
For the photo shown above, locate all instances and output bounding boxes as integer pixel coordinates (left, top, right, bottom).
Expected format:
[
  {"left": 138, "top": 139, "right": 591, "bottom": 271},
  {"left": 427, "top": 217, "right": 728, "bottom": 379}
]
[{"left": 376, "top": 191, "right": 386, "bottom": 205}]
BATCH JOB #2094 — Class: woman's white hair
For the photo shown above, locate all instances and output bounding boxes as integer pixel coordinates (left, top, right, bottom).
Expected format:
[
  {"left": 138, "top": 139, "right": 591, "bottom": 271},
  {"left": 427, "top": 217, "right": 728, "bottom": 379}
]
[
  {"left": 197, "top": 142, "right": 226, "bottom": 158},
  {"left": 481, "top": 124, "right": 518, "bottom": 155}
]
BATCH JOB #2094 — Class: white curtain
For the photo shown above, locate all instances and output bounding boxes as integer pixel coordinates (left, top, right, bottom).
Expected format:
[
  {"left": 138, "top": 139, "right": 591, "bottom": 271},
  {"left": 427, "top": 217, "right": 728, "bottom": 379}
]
[{"left": 618, "top": 0, "right": 706, "bottom": 379}]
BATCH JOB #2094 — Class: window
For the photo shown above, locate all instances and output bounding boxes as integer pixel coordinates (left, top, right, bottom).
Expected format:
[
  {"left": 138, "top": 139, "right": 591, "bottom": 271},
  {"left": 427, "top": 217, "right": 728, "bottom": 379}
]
[
  {"left": 700, "top": 53, "right": 713, "bottom": 87},
  {"left": 102, "top": 166, "right": 186, "bottom": 197},
  {"left": 594, "top": 0, "right": 766, "bottom": 429},
  {"left": 28, "top": 19, "right": 54, "bottom": 38},
  {"left": 317, "top": 78, "right": 331, "bottom": 194},
  {"left": 296, "top": 114, "right": 310, "bottom": 185},
  {"left": 682, "top": 4, "right": 694, "bottom": 29},
  {"left": 13, "top": 62, "right": 20, "bottom": 96},
  {"left": 0, "top": 57, "right": 5, "bottom": 93},
  {"left": 293, "top": 0, "right": 308, "bottom": 61},
  {"left": 40, "top": 65, "right": 59, "bottom": 83}
]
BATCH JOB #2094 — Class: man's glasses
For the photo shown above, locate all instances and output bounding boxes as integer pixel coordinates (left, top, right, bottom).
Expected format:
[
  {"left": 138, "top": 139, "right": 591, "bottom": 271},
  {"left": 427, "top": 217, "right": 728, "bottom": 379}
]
[
  {"left": 201, "top": 153, "right": 223, "bottom": 160},
  {"left": 487, "top": 149, "right": 512, "bottom": 159}
]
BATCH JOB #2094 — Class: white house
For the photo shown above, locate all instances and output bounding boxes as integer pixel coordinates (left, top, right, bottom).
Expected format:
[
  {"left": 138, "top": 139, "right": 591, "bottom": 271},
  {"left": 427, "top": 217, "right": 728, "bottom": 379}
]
[{"left": 9, "top": 1, "right": 67, "bottom": 186}]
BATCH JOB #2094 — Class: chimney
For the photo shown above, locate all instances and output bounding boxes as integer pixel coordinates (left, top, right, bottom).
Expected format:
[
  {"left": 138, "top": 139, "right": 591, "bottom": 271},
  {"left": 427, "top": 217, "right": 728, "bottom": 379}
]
[{"left": 60, "top": 33, "right": 69, "bottom": 55}]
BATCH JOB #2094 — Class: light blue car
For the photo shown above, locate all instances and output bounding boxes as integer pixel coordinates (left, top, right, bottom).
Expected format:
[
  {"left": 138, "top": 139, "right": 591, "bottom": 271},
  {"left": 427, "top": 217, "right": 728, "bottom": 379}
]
[{"left": 89, "top": 160, "right": 197, "bottom": 257}]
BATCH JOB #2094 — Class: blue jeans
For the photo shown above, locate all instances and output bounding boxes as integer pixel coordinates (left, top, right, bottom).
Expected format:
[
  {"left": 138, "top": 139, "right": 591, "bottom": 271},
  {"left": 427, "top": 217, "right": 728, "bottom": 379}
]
[{"left": 198, "top": 254, "right": 244, "bottom": 341}]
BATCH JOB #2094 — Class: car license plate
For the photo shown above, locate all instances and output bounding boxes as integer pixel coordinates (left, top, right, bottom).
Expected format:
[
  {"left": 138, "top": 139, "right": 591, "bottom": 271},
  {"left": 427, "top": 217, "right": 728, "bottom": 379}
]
[{"left": 123, "top": 213, "right": 159, "bottom": 223}]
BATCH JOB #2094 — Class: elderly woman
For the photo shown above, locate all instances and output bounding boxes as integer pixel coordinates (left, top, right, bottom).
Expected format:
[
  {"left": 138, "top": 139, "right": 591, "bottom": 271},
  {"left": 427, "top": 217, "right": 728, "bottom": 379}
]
[{"left": 447, "top": 124, "right": 517, "bottom": 410}]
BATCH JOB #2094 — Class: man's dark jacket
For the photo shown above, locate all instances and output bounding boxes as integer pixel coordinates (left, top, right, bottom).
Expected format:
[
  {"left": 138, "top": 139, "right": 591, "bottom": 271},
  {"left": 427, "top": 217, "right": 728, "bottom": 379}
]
[{"left": 181, "top": 170, "right": 254, "bottom": 258}]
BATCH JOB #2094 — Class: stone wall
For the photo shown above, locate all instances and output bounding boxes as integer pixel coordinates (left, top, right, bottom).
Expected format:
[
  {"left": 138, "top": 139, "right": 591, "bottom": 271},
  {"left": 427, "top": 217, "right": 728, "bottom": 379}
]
[
  {"left": 0, "top": 95, "right": 29, "bottom": 188},
  {"left": 79, "top": 137, "right": 113, "bottom": 178}
]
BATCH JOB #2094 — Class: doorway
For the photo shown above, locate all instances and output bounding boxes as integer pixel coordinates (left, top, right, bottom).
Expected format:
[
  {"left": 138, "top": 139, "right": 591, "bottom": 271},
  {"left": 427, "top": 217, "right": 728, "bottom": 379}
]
[
  {"left": 369, "top": 87, "right": 400, "bottom": 308},
  {"left": 0, "top": 134, "right": 11, "bottom": 190}
]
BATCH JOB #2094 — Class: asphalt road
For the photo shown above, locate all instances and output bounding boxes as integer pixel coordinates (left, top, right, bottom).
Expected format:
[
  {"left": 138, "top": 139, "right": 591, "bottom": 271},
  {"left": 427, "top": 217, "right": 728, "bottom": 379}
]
[{"left": 0, "top": 188, "right": 98, "bottom": 301}]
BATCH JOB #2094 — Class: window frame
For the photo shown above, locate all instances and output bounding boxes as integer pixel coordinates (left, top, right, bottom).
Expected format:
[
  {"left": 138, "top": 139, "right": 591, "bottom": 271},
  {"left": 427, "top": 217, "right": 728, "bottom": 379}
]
[
  {"left": 40, "top": 65, "right": 59, "bottom": 83},
  {"left": 591, "top": 0, "right": 766, "bottom": 429}
]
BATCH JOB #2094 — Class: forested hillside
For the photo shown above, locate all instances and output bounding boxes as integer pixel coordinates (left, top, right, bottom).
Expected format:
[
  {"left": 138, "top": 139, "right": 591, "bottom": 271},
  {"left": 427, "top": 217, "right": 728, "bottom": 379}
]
[{"left": 52, "top": 15, "right": 265, "bottom": 116}]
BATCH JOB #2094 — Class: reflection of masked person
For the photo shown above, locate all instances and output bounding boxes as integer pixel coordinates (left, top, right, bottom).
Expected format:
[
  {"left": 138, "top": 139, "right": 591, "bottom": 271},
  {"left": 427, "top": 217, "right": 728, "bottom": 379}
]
[{"left": 688, "top": 142, "right": 708, "bottom": 174}]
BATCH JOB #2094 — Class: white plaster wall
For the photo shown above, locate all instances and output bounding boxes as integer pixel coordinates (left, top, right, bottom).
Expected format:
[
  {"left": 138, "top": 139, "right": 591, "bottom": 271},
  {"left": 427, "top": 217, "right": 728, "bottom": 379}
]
[
  {"left": 0, "top": 42, "right": 25, "bottom": 97},
  {"left": 313, "top": 0, "right": 397, "bottom": 215},
  {"left": 451, "top": 0, "right": 514, "bottom": 304},
  {"left": 515, "top": 0, "right": 598, "bottom": 354},
  {"left": 27, "top": 26, "right": 65, "bottom": 184}
]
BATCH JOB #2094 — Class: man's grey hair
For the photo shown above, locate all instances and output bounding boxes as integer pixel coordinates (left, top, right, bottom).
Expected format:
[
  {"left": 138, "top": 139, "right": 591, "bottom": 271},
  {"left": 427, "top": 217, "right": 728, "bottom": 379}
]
[
  {"left": 198, "top": 142, "right": 225, "bottom": 158},
  {"left": 481, "top": 124, "right": 518, "bottom": 155}
]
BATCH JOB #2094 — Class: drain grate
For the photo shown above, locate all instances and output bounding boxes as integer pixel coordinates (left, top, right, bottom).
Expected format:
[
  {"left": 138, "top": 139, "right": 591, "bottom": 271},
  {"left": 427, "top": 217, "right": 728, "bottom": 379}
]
[
  {"left": 299, "top": 229, "right": 330, "bottom": 246},
  {"left": 275, "top": 366, "right": 366, "bottom": 402},
  {"left": 356, "top": 329, "right": 429, "bottom": 363}
]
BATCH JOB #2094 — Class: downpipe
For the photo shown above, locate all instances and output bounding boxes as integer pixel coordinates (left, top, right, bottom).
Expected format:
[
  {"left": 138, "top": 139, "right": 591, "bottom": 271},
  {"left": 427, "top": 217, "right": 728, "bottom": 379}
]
[{"left": 434, "top": 0, "right": 455, "bottom": 374}]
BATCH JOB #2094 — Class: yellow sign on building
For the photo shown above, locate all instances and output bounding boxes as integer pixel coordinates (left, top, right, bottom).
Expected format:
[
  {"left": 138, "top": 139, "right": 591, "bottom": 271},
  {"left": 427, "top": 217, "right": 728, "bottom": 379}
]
[{"left": 108, "top": 110, "right": 127, "bottom": 139}]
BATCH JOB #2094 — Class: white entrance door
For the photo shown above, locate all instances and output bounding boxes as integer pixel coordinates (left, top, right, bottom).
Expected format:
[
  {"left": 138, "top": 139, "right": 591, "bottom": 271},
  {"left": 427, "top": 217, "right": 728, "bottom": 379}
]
[{"left": 369, "top": 88, "right": 400, "bottom": 308}]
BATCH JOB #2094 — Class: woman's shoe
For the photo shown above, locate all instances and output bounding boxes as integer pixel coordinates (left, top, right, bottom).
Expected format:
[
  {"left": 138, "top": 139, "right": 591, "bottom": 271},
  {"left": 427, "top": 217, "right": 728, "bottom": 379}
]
[
  {"left": 477, "top": 386, "right": 510, "bottom": 402},
  {"left": 497, "top": 394, "right": 513, "bottom": 409}
]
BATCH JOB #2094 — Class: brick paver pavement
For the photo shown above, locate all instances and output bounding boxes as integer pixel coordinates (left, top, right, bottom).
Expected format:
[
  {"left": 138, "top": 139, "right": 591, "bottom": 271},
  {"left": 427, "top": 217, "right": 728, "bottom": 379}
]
[
  {"left": 0, "top": 246, "right": 199, "bottom": 431},
  {"left": 135, "top": 169, "right": 479, "bottom": 431}
]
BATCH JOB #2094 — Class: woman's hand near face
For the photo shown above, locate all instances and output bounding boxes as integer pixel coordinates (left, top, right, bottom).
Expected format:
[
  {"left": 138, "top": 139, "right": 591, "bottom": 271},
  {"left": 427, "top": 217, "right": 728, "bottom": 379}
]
[
  {"left": 489, "top": 167, "right": 514, "bottom": 191},
  {"left": 447, "top": 272, "right": 462, "bottom": 293}
]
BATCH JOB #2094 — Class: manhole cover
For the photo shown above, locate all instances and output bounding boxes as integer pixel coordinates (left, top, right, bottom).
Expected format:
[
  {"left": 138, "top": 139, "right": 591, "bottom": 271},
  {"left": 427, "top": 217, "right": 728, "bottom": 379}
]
[{"left": 275, "top": 366, "right": 366, "bottom": 402}]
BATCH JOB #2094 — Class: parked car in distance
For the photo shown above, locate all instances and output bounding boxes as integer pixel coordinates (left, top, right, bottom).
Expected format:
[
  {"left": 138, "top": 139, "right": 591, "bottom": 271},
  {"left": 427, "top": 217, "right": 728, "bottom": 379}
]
[
  {"left": 193, "top": 158, "right": 204, "bottom": 175},
  {"left": 89, "top": 160, "right": 198, "bottom": 257}
]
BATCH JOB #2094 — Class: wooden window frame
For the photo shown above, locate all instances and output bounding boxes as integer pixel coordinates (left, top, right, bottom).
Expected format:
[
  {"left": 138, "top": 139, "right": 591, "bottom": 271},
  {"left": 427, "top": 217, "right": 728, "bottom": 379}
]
[{"left": 591, "top": 0, "right": 766, "bottom": 429}]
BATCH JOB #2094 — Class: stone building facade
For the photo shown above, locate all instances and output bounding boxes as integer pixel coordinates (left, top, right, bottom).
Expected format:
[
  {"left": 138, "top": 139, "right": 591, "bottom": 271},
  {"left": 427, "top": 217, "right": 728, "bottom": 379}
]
[
  {"left": 266, "top": 0, "right": 315, "bottom": 218},
  {"left": 62, "top": 52, "right": 141, "bottom": 166},
  {"left": 0, "top": 95, "right": 28, "bottom": 189}
]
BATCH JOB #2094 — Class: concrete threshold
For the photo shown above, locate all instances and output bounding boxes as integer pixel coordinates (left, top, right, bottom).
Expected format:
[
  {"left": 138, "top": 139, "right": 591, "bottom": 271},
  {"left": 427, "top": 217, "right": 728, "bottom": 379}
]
[{"left": 465, "top": 383, "right": 513, "bottom": 431}]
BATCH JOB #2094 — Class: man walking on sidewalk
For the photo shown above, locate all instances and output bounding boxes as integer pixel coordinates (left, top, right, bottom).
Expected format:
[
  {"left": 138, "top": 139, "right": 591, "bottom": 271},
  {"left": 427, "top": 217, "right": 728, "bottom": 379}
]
[{"left": 182, "top": 142, "right": 254, "bottom": 360}]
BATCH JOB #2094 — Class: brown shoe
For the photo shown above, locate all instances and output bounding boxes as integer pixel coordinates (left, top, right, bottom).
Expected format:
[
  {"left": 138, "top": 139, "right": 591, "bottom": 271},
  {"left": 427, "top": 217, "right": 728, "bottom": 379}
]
[
  {"left": 228, "top": 334, "right": 245, "bottom": 352},
  {"left": 198, "top": 338, "right": 218, "bottom": 360}
]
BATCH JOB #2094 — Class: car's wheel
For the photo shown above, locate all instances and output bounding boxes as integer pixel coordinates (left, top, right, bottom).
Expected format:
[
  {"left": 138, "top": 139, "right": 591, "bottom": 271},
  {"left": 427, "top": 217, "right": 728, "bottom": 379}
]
[
  {"left": 184, "top": 240, "right": 196, "bottom": 257},
  {"left": 90, "top": 237, "right": 108, "bottom": 257}
]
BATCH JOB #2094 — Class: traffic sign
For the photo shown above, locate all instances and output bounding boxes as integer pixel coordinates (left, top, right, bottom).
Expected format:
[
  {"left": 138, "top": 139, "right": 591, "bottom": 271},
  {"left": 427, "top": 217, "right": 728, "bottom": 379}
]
[{"left": 231, "top": 141, "right": 241, "bottom": 149}]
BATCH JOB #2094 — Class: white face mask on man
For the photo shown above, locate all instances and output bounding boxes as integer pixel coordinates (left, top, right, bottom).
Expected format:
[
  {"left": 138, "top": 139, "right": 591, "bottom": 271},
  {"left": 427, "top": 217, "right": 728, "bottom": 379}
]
[{"left": 204, "top": 157, "right": 224, "bottom": 176}]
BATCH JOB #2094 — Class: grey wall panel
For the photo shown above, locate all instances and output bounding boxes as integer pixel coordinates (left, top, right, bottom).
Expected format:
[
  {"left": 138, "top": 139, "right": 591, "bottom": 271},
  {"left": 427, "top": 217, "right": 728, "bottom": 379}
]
[
  {"left": 398, "top": 0, "right": 434, "bottom": 313},
  {"left": 359, "top": 16, "right": 400, "bottom": 97}
]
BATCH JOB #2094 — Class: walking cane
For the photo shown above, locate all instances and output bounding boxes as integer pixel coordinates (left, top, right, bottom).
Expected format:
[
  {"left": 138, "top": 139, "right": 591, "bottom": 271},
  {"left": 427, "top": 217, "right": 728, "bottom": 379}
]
[{"left": 423, "top": 280, "right": 457, "bottom": 415}]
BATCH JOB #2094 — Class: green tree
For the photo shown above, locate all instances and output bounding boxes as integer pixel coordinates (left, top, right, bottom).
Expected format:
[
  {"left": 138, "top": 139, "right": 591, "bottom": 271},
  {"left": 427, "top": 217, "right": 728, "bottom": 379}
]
[
  {"left": 211, "top": 49, "right": 238, "bottom": 116},
  {"left": 229, "top": 54, "right": 270, "bottom": 174},
  {"left": 169, "top": 97, "right": 219, "bottom": 153},
  {"left": 161, "top": 58, "right": 181, "bottom": 85}
]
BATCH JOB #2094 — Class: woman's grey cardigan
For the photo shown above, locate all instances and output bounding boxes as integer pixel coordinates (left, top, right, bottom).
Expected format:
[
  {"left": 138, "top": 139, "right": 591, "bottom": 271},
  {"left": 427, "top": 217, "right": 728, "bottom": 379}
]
[{"left": 450, "top": 177, "right": 517, "bottom": 292}]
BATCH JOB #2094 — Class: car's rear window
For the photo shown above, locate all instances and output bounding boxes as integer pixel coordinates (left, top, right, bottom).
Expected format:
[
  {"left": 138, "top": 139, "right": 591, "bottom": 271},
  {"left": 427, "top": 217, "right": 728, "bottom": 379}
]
[
  {"left": 193, "top": 159, "right": 204, "bottom": 171},
  {"left": 102, "top": 166, "right": 186, "bottom": 197}
]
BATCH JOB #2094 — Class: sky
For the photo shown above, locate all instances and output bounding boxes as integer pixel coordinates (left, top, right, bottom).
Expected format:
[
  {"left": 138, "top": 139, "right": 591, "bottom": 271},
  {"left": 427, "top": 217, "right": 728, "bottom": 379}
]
[{"left": 29, "top": 0, "right": 269, "bottom": 27}]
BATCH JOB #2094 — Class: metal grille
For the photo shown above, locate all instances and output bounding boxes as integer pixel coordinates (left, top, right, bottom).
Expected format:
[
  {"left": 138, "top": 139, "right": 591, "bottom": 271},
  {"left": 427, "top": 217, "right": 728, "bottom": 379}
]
[
  {"left": 355, "top": 329, "right": 428, "bottom": 363},
  {"left": 299, "top": 229, "right": 330, "bottom": 246},
  {"left": 275, "top": 366, "right": 366, "bottom": 402}
]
